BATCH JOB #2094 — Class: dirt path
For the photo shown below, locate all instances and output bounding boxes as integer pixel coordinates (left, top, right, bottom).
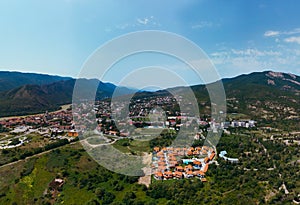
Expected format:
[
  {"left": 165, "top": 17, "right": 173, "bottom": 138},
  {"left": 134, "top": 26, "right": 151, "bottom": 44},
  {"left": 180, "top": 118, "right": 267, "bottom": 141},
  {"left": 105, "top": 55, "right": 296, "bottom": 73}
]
[{"left": 138, "top": 152, "right": 152, "bottom": 187}]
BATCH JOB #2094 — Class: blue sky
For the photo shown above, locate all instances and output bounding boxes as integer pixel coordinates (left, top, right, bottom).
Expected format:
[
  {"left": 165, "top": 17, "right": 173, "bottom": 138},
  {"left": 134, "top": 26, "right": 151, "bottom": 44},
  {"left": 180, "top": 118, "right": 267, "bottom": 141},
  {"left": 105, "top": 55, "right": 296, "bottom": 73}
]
[{"left": 1, "top": 0, "right": 300, "bottom": 86}]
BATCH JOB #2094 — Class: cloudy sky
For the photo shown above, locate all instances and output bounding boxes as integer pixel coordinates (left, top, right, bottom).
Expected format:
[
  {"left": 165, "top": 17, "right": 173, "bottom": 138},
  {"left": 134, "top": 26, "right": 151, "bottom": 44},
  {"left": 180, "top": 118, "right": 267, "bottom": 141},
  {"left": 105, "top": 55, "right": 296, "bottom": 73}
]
[{"left": 1, "top": 0, "right": 300, "bottom": 86}]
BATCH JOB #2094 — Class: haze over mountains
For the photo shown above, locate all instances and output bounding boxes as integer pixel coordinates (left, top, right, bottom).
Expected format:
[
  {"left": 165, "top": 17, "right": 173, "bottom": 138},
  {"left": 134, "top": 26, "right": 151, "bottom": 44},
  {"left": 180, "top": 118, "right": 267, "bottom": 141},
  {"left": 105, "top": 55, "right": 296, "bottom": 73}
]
[
  {"left": 0, "top": 71, "right": 134, "bottom": 117},
  {"left": 0, "top": 70, "right": 299, "bottom": 131}
]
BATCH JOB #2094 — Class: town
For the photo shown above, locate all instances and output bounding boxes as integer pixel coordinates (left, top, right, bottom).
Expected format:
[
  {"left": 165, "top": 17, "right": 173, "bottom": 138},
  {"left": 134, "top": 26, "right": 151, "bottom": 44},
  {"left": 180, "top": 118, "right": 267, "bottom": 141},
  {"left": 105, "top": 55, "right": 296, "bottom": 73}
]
[{"left": 0, "top": 95, "right": 256, "bottom": 184}]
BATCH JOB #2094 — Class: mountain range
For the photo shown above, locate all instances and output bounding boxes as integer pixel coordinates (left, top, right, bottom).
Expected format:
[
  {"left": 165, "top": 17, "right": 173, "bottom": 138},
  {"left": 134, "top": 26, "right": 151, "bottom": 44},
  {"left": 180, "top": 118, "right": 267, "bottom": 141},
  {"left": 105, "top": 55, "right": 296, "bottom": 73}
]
[
  {"left": 0, "top": 71, "right": 134, "bottom": 117},
  {"left": 0, "top": 70, "right": 299, "bottom": 131}
]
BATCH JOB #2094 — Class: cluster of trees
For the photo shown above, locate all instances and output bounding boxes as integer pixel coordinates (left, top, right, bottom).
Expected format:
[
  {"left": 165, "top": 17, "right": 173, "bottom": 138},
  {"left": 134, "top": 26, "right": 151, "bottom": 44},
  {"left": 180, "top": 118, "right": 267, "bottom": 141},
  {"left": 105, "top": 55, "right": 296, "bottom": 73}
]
[
  {"left": 149, "top": 129, "right": 177, "bottom": 149},
  {"left": 2, "top": 129, "right": 298, "bottom": 204},
  {"left": 0, "top": 124, "right": 9, "bottom": 133}
]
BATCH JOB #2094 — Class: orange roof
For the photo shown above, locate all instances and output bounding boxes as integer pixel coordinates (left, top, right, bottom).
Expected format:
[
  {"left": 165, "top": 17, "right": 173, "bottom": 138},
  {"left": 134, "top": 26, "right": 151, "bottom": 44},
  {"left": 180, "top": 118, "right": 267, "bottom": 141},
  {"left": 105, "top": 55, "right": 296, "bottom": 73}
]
[
  {"left": 193, "top": 160, "right": 202, "bottom": 165},
  {"left": 193, "top": 150, "right": 200, "bottom": 155},
  {"left": 187, "top": 151, "right": 193, "bottom": 156},
  {"left": 187, "top": 171, "right": 193, "bottom": 175},
  {"left": 186, "top": 164, "right": 193, "bottom": 169},
  {"left": 209, "top": 152, "right": 215, "bottom": 160},
  {"left": 204, "top": 157, "right": 209, "bottom": 163},
  {"left": 163, "top": 171, "right": 173, "bottom": 178},
  {"left": 157, "top": 152, "right": 164, "bottom": 156},
  {"left": 176, "top": 166, "right": 184, "bottom": 171},
  {"left": 189, "top": 147, "right": 195, "bottom": 151},
  {"left": 194, "top": 170, "right": 205, "bottom": 176},
  {"left": 153, "top": 147, "right": 160, "bottom": 152},
  {"left": 155, "top": 172, "right": 163, "bottom": 177},
  {"left": 203, "top": 164, "right": 209, "bottom": 172},
  {"left": 169, "top": 158, "right": 177, "bottom": 162},
  {"left": 174, "top": 171, "right": 182, "bottom": 178},
  {"left": 195, "top": 147, "right": 202, "bottom": 151}
]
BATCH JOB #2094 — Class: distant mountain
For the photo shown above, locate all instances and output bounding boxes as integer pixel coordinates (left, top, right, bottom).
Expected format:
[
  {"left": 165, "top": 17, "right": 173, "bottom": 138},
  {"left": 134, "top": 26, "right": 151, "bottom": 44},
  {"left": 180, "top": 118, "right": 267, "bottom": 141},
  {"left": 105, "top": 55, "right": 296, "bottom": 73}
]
[
  {"left": 133, "top": 71, "right": 299, "bottom": 130},
  {"left": 0, "top": 71, "right": 72, "bottom": 92},
  {"left": 0, "top": 70, "right": 299, "bottom": 131},
  {"left": 224, "top": 71, "right": 299, "bottom": 130},
  {"left": 194, "top": 71, "right": 299, "bottom": 130},
  {"left": 0, "top": 72, "right": 136, "bottom": 117}
]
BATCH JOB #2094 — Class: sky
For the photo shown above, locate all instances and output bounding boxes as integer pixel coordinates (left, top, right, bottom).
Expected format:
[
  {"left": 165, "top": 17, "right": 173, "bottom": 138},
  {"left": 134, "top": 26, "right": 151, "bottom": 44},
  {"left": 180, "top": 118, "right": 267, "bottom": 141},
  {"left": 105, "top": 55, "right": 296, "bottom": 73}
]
[{"left": 1, "top": 0, "right": 300, "bottom": 87}]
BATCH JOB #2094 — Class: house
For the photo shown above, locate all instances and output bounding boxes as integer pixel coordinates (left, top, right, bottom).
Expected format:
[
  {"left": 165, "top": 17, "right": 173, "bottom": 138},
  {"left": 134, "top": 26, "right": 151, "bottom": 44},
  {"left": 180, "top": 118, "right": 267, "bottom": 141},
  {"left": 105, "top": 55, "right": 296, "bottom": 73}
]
[
  {"left": 194, "top": 170, "right": 205, "bottom": 178},
  {"left": 163, "top": 171, "right": 173, "bottom": 179},
  {"left": 169, "top": 161, "right": 178, "bottom": 168},
  {"left": 185, "top": 171, "right": 194, "bottom": 178},
  {"left": 193, "top": 160, "right": 202, "bottom": 168},
  {"left": 154, "top": 172, "right": 163, "bottom": 180},
  {"left": 175, "top": 166, "right": 184, "bottom": 172},
  {"left": 204, "top": 157, "right": 210, "bottom": 164},
  {"left": 184, "top": 164, "right": 193, "bottom": 172},
  {"left": 193, "top": 150, "right": 200, "bottom": 155},
  {"left": 174, "top": 171, "right": 183, "bottom": 179},
  {"left": 209, "top": 152, "right": 215, "bottom": 161},
  {"left": 153, "top": 147, "right": 160, "bottom": 153},
  {"left": 157, "top": 152, "right": 164, "bottom": 158},
  {"left": 68, "top": 130, "right": 79, "bottom": 137},
  {"left": 169, "top": 156, "right": 177, "bottom": 162}
]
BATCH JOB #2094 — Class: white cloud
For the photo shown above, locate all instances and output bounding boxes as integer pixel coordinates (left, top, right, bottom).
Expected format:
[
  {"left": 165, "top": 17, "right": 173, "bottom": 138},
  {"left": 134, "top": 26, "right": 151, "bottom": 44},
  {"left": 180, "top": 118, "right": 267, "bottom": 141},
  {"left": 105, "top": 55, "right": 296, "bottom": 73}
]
[
  {"left": 264, "top": 30, "right": 280, "bottom": 37},
  {"left": 137, "top": 18, "right": 149, "bottom": 25},
  {"left": 210, "top": 46, "right": 300, "bottom": 77},
  {"left": 231, "top": 48, "right": 281, "bottom": 57},
  {"left": 110, "top": 16, "right": 159, "bottom": 31},
  {"left": 136, "top": 16, "right": 158, "bottom": 26},
  {"left": 284, "top": 36, "right": 300, "bottom": 44},
  {"left": 264, "top": 28, "right": 300, "bottom": 37}
]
